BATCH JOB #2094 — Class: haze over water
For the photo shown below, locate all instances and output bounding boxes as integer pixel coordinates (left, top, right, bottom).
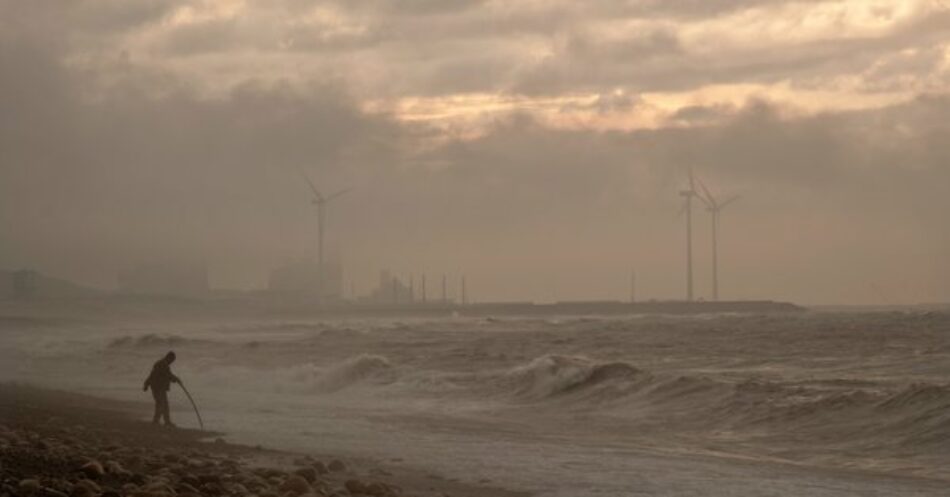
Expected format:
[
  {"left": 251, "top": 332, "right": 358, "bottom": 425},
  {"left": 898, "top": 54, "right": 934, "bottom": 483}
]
[
  {"left": 3, "top": 2, "right": 950, "bottom": 496},
  {"left": 2, "top": 1, "right": 949, "bottom": 304}
]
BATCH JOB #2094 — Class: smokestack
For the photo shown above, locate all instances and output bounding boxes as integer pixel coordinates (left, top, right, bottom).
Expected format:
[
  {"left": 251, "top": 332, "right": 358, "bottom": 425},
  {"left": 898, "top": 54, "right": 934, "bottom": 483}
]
[
  {"left": 630, "top": 270, "right": 636, "bottom": 304},
  {"left": 409, "top": 274, "right": 415, "bottom": 303},
  {"left": 461, "top": 276, "right": 467, "bottom": 305},
  {"left": 421, "top": 274, "right": 427, "bottom": 304},
  {"left": 442, "top": 274, "right": 447, "bottom": 303},
  {"left": 392, "top": 277, "right": 398, "bottom": 304}
]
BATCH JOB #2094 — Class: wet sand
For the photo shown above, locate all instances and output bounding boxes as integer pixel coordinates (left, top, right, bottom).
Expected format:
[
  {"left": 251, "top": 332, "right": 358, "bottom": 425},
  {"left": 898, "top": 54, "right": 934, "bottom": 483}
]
[{"left": 0, "top": 383, "right": 527, "bottom": 497}]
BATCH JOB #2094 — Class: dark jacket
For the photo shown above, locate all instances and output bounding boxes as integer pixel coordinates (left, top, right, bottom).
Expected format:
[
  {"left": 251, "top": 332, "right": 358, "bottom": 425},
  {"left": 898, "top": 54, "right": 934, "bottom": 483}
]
[{"left": 144, "top": 358, "right": 179, "bottom": 393}]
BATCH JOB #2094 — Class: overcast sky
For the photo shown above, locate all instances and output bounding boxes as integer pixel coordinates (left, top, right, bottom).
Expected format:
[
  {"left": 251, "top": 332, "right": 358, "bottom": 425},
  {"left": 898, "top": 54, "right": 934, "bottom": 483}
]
[{"left": 2, "top": 0, "right": 949, "bottom": 305}]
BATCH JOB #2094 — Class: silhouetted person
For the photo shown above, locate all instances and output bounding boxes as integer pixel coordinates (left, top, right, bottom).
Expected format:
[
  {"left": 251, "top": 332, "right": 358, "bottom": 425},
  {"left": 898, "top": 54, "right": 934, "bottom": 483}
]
[{"left": 143, "top": 351, "right": 180, "bottom": 426}]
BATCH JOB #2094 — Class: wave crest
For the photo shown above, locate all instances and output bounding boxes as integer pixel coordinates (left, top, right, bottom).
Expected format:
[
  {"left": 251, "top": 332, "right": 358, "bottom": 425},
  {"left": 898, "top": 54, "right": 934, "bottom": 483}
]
[
  {"left": 107, "top": 333, "right": 206, "bottom": 349},
  {"left": 314, "top": 354, "right": 395, "bottom": 392},
  {"left": 497, "top": 355, "right": 645, "bottom": 400}
]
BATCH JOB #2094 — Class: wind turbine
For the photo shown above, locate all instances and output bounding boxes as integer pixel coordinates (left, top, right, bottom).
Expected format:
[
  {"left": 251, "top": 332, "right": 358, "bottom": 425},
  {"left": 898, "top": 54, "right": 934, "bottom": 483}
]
[
  {"left": 696, "top": 178, "right": 739, "bottom": 302},
  {"left": 300, "top": 171, "right": 351, "bottom": 298},
  {"left": 679, "top": 168, "right": 700, "bottom": 302}
]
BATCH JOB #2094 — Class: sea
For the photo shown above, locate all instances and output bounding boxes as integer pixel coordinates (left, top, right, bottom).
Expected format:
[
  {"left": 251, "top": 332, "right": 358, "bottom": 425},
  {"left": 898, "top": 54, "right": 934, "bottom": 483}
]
[{"left": 1, "top": 307, "right": 948, "bottom": 496}]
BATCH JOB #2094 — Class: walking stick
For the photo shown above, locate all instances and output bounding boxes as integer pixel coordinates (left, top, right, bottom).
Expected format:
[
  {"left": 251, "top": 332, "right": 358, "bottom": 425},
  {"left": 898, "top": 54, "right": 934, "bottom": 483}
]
[{"left": 177, "top": 381, "right": 205, "bottom": 431}]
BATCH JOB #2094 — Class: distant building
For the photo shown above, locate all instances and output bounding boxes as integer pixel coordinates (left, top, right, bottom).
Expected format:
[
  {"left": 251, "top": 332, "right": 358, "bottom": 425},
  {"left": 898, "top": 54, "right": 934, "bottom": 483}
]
[
  {"left": 364, "top": 270, "right": 413, "bottom": 304},
  {"left": 118, "top": 260, "right": 209, "bottom": 297},
  {"left": 11, "top": 270, "right": 37, "bottom": 298},
  {"left": 268, "top": 259, "right": 343, "bottom": 300},
  {"left": 0, "top": 270, "right": 38, "bottom": 299},
  {"left": 0, "top": 269, "right": 97, "bottom": 299}
]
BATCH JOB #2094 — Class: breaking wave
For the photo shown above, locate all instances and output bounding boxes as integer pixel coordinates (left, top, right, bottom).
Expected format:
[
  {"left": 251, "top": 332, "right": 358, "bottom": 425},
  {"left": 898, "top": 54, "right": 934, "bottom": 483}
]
[
  {"left": 106, "top": 333, "right": 217, "bottom": 349},
  {"left": 191, "top": 354, "right": 398, "bottom": 394},
  {"left": 500, "top": 355, "right": 646, "bottom": 400},
  {"left": 425, "top": 355, "right": 950, "bottom": 457},
  {"left": 312, "top": 354, "right": 396, "bottom": 392}
]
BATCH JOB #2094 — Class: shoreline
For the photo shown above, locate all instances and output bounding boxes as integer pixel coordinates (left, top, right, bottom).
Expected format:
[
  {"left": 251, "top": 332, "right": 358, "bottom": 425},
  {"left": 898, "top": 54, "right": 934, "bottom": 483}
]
[{"left": 0, "top": 383, "right": 529, "bottom": 497}]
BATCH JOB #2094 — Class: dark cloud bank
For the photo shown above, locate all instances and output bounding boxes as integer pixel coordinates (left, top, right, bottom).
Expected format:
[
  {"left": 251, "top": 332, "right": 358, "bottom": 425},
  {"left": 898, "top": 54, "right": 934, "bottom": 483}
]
[{"left": 1, "top": 3, "right": 948, "bottom": 305}]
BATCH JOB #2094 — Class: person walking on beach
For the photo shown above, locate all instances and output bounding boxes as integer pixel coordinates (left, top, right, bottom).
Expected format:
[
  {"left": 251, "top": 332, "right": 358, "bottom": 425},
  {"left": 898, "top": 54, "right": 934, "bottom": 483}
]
[{"left": 143, "top": 351, "right": 180, "bottom": 426}]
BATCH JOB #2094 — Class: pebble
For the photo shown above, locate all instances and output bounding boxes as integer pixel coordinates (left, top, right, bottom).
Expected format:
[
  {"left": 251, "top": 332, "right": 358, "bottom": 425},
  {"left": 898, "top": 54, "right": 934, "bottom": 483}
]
[
  {"left": 327, "top": 460, "right": 345, "bottom": 472},
  {"left": 364, "top": 482, "right": 389, "bottom": 497},
  {"left": 293, "top": 467, "right": 318, "bottom": 484},
  {"left": 227, "top": 482, "right": 248, "bottom": 495},
  {"left": 74, "top": 479, "right": 101, "bottom": 494},
  {"left": 176, "top": 483, "right": 199, "bottom": 495},
  {"left": 343, "top": 480, "right": 365, "bottom": 494},
  {"left": 104, "top": 460, "right": 131, "bottom": 477},
  {"left": 199, "top": 481, "right": 225, "bottom": 496},
  {"left": 81, "top": 461, "right": 106, "bottom": 479},
  {"left": 19, "top": 479, "right": 43, "bottom": 495},
  {"left": 40, "top": 487, "right": 69, "bottom": 497},
  {"left": 180, "top": 475, "right": 200, "bottom": 488},
  {"left": 279, "top": 475, "right": 311, "bottom": 496},
  {"left": 198, "top": 474, "right": 221, "bottom": 485},
  {"left": 69, "top": 483, "right": 93, "bottom": 497}
]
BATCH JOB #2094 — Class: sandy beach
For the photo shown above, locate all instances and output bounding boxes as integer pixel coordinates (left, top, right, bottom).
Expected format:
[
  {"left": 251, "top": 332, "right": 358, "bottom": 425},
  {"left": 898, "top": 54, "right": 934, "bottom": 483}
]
[{"left": 0, "top": 383, "right": 526, "bottom": 497}]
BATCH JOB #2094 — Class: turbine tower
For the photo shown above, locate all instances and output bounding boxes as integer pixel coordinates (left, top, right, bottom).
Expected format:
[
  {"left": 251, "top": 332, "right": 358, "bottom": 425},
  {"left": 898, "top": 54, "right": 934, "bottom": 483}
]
[
  {"left": 679, "top": 168, "right": 700, "bottom": 302},
  {"left": 300, "top": 171, "right": 351, "bottom": 299},
  {"left": 696, "top": 178, "right": 739, "bottom": 302}
]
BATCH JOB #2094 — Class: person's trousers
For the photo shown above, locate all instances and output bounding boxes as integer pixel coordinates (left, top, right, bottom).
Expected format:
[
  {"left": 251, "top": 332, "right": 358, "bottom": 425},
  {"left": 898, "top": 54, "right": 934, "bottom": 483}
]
[{"left": 151, "top": 388, "right": 171, "bottom": 425}]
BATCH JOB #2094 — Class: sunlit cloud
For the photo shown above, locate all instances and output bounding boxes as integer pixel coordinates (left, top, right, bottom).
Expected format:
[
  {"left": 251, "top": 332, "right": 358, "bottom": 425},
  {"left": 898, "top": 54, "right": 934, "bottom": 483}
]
[
  {"left": 366, "top": 81, "right": 914, "bottom": 135},
  {"left": 67, "top": 0, "right": 948, "bottom": 136}
]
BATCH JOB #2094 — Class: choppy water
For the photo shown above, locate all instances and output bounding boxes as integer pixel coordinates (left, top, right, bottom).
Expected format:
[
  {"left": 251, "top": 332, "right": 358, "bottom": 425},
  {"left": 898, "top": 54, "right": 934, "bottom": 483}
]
[{"left": 1, "top": 309, "right": 948, "bottom": 496}]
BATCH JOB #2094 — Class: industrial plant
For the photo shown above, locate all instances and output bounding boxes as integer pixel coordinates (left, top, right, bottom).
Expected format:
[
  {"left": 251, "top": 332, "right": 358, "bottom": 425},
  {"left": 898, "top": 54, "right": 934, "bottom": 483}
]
[{"left": 0, "top": 165, "right": 796, "bottom": 317}]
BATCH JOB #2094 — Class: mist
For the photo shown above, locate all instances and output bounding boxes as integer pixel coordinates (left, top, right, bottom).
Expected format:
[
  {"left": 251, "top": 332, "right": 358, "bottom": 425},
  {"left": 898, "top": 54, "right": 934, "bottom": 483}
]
[
  {"left": 2, "top": 0, "right": 949, "bottom": 305},
  {"left": 4, "top": 4, "right": 950, "bottom": 497}
]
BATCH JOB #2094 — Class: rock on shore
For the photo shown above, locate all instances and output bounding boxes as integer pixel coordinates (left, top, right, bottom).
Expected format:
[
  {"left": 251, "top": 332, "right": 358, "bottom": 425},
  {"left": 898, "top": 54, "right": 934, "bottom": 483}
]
[
  {"left": 0, "top": 420, "right": 408, "bottom": 497},
  {"left": 0, "top": 389, "right": 412, "bottom": 497}
]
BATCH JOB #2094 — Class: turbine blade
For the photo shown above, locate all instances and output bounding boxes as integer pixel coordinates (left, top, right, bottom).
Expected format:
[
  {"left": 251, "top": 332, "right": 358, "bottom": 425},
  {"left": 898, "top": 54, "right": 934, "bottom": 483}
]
[
  {"left": 696, "top": 177, "right": 715, "bottom": 208},
  {"left": 687, "top": 167, "right": 695, "bottom": 191},
  {"left": 325, "top": 187, "right": 353, "bottom": 202},
  {"left": 299, "top": 170, "right": 323, "bottom": 201},
  {"left": 719, "top": 194, "right": 741, "bottom": 209}
]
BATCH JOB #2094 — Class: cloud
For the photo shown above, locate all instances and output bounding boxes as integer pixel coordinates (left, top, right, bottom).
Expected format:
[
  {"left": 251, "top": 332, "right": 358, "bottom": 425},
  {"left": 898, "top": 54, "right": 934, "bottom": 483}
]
[
  {"left": 338, "top": 0, "right": 485, "bottom": 16},
  {"left": 668, "top": 103, "right": 734, "bottom": 125},
  {"left": 9, "top": 0, "right": 947, "bottom": 102}
]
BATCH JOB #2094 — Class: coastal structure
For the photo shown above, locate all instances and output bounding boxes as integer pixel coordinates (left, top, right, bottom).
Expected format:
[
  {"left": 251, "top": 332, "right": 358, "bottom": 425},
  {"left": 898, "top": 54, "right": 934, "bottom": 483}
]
[
  {"left": 268, "top": 259, "right": 343, "bottom": 301},
  {"left": 363, "top": 270, "right": 413, "bottom": 304},
  {"left": 118, "top": 260, "right": 209, "bottom": 297}
]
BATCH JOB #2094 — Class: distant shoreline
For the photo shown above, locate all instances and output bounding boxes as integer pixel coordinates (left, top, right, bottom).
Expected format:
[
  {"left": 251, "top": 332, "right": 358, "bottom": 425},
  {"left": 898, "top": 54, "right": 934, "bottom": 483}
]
[{"left": 0, "top": 294, "right": 804, "bottom": 320}]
